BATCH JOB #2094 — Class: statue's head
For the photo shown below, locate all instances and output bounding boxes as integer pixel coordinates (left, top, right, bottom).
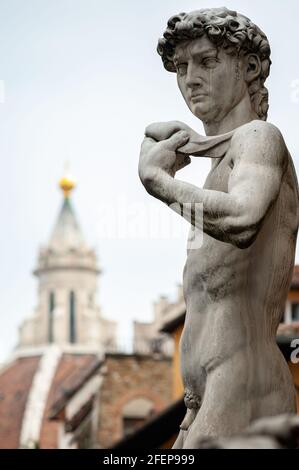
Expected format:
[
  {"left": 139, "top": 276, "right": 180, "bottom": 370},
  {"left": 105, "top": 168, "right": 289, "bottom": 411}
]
[{"left": 157, "top": 7, "right": 271, "bottom": 122}]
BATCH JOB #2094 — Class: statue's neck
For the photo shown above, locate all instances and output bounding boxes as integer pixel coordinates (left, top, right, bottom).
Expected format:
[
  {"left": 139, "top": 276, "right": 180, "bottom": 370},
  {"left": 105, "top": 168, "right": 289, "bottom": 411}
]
[{"left": 203, "top": 93, "right": 260, "bottom": 136}]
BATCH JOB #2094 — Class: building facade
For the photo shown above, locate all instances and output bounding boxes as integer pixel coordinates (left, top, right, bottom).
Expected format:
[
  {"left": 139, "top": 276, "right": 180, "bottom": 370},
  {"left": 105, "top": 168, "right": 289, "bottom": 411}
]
[{"left": 97, "top": 353, "right": 172, "bottom": 448}]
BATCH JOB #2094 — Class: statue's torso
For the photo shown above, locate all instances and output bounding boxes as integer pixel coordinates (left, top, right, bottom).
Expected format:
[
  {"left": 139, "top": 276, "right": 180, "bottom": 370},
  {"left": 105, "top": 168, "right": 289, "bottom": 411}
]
[{"left": 181, "top": 137, "right": 299, "bottom": 410}]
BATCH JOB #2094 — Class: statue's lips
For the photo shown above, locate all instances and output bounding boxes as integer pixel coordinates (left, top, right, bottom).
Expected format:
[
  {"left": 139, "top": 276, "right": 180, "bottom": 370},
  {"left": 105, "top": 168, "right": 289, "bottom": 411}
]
[{"left": 190, "top": 94, "right": 208, "bottom": 103}]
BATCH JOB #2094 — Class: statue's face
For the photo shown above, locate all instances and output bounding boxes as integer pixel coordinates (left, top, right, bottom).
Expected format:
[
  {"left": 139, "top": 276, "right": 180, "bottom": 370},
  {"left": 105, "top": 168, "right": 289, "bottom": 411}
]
[{"left": 174, "top": 35, "right": 248, "bottom": 123}]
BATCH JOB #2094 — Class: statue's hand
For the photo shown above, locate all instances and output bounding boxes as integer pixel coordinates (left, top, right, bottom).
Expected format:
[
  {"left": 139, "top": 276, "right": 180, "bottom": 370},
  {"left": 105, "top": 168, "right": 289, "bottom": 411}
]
[
  {"left": 145, "top": 120, "right": 234, "bottom": 158},
  {"left": 145, "top": 120, "right": 197, "bottom": 143},
  {"left": 138, "top": 129, "right": 190, "bottom": 192}
]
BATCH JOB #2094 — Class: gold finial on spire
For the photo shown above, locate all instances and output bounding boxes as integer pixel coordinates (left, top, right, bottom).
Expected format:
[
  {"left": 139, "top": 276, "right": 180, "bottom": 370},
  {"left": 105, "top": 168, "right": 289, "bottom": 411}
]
[{"left": 59, "top": 161, "right": 76, "bottom": 198}]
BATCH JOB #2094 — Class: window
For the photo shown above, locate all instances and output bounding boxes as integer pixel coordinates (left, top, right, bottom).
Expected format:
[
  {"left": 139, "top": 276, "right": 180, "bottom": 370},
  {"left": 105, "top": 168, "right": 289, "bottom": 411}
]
[
  {"left": 88, "top": 292, "right": 94, "bottom": 308},
  {"left": 123, "top": 417, "right": 146, "bottom": 438},
  {"left": 150, "top": 337, "right": 163, "bottom": 354},
  {"left": 48, "top": 291, "right": 55, "bottom": 343},
  {"left": 291, "top": 302, "right": 299, "bottom": 322},
  {"left": 69, "top": 291, "right": 76, "bottom": 343},
  {"left": 122, "top": 398, "right": 154, "bottom": 438}
]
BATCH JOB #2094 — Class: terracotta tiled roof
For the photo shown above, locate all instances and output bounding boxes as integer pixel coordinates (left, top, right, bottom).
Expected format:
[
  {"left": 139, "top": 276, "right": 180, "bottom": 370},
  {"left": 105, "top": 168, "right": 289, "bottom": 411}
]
[
  {"left": 0, "top": 352, "right": 101, "bottom": 449},
  {"left": 0, "top": 356, "right": 40, "bottom": 449},
  {"left": 49, "top": 354, "right": 102, "bottom": 419},
  {"left": 291, "top": 266, "right": 299, "bottom": 289},
  {"left": 277, "top": 321, "right": 299, "bottom": 337},
  {"left": 39, "top": 353, "right": 101, "bottom": 449}
]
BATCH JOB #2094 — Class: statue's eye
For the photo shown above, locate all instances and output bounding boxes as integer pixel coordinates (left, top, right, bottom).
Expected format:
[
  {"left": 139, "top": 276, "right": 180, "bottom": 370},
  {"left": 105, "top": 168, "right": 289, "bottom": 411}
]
[
  {"left": 202, "top": 57, "right": 218, "bottom": 68},
  {"left": 176, "top": 63, "right": 187, "bottom": 76}
]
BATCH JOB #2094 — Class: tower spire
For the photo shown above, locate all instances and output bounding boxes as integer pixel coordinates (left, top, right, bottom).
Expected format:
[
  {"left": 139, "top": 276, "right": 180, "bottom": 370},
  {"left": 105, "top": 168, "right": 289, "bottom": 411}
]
[{"left": 59, "top": 162, "right": 76, "bottom": 198}]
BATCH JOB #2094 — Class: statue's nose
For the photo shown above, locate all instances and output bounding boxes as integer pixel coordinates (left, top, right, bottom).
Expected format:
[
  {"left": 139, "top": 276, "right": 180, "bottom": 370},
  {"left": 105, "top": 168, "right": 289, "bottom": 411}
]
[{"left": 185, "top": 65, "right": 204, "bottom": 89}]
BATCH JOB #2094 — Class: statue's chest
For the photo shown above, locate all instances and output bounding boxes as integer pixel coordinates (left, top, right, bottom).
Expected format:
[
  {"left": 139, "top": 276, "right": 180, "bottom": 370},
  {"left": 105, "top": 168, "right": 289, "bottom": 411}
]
[{"left": 203, "top": 154, "right": 233, "bottom": 192}]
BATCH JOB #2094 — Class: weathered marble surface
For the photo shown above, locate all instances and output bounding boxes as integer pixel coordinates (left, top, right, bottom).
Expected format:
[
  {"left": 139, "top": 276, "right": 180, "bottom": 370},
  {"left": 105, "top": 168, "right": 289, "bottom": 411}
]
[
  {"left": 196, "top": 414, "right": 299, "bottom": 449},
  {"left": 139, "top": 7, "right": 299, "bottom": 448}
]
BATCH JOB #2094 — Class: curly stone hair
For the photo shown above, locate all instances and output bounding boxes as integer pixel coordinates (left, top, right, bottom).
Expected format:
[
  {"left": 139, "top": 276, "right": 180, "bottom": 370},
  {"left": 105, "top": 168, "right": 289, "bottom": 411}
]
[{"left": 157, "top": 7, "right": 271, "bottom": 120}]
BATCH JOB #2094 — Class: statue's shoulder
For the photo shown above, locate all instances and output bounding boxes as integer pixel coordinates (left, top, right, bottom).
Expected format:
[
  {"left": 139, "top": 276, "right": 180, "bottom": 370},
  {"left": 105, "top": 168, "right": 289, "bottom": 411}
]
[
  {"left": 232, "top": 120, "right": 285, "bottom": 146},
  {"left": 230, "top": 120, "right": 287, "bottom": 165}
]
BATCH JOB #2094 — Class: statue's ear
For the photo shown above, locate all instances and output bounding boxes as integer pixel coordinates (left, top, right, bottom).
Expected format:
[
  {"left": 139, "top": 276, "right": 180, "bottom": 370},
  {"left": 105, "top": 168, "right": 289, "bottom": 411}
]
[{"left": 245, "top": 54, "right": 261, "bottom": 83}]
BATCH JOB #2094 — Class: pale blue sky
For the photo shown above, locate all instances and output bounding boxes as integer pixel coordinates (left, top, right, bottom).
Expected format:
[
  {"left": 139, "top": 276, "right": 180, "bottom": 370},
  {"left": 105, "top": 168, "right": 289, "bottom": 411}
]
[{"left": 0, "top": 0, "right": 299, "bottom": 361}]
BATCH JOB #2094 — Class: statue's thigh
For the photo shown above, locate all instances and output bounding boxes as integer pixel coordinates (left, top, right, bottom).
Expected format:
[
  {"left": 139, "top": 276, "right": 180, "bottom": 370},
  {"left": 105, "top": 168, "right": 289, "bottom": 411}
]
[
  {"left": 182, "top": 396, "right": 252, "bottom": 448},
  {"left": 172, "top": 429, "right": 187, "bottom": 449}
]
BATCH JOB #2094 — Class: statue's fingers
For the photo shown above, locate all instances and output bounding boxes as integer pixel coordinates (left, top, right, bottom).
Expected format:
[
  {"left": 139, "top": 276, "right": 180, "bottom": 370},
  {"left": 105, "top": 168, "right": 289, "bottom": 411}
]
[
  {"left": 165, "top": 130, "right": 189, "bottom": 150},
  {"left": 145, "top": 122, "right": 163, "bottom": 140},
  {"left": 140, "top": 136, "right": 156, "bottom": 153},
  {"left": 175, "top": 154, "right": 191, "bottom": 171},
  {"left": 145, "top": 121, "right": 188, "bottom": 141}
]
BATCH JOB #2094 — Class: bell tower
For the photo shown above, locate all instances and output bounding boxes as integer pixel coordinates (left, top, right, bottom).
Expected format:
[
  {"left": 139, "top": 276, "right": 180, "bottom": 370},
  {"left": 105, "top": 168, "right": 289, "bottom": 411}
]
[{"left": 18, "top": 171, "right": 116, "bottom": 351}]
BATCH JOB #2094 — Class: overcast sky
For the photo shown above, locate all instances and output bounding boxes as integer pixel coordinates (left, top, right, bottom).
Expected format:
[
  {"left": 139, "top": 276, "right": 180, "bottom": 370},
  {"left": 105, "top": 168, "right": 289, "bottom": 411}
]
[{"left": 0, "top": 0, "right": 299, "bottom": 362}]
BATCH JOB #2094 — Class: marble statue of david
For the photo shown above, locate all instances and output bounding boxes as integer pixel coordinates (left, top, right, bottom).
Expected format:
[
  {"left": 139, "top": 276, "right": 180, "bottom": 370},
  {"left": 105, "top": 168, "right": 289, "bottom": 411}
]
[{"left": 138, "top": 7, "right": 299, "bottom": 448}]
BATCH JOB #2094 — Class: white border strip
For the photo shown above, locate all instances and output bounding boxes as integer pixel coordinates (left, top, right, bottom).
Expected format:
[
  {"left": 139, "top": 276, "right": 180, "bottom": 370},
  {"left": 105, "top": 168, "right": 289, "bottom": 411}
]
[{"left": 19, "top": 345, "right": 62, "bottom": 448}]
